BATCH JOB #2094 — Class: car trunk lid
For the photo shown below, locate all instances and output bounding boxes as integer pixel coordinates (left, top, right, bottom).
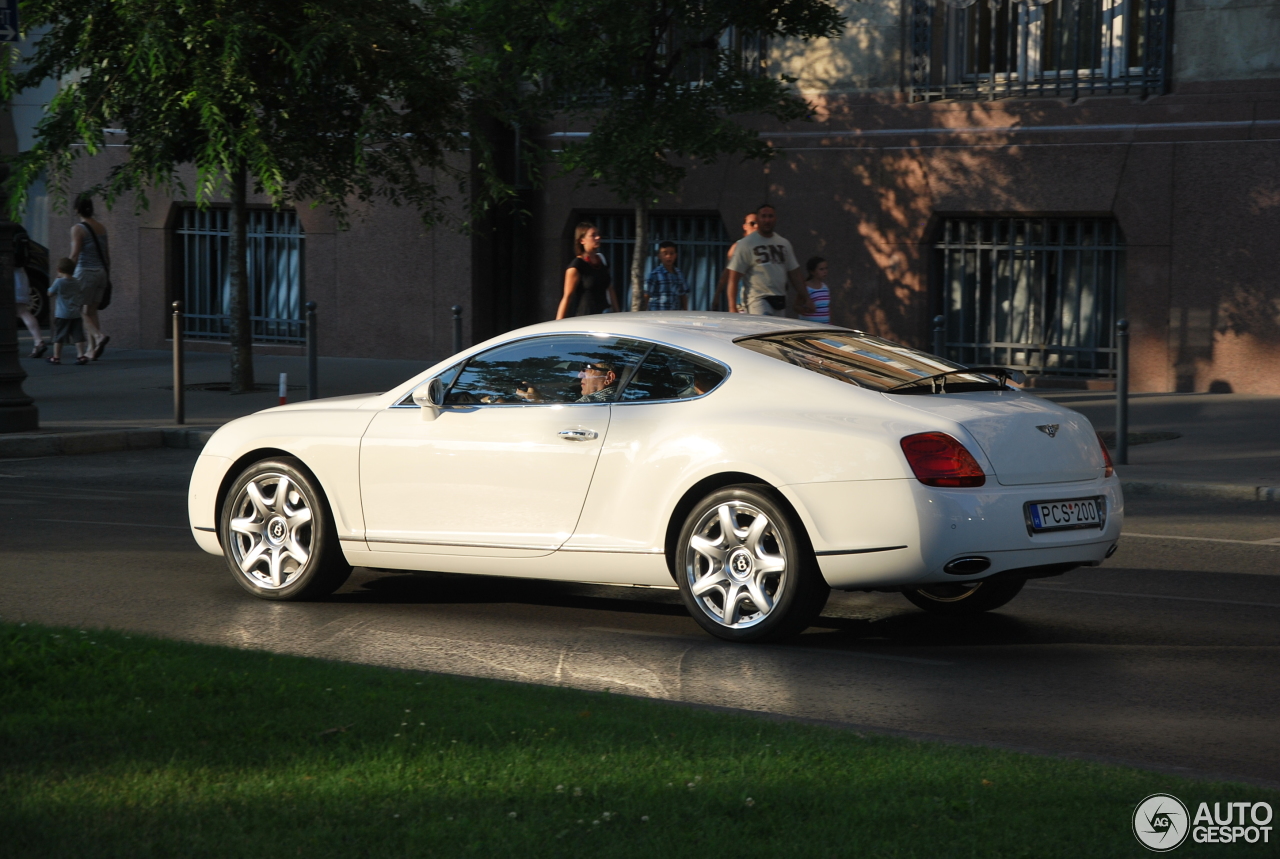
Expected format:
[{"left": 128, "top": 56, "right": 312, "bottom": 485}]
[{"left": 890, "top": 392, "right": 1104, "bottom": 485}]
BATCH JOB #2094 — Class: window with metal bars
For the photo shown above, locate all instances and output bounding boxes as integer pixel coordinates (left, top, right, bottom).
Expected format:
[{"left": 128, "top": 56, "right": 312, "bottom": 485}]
[
  {"left": 935, "top": 217, "right": 1124, "bottom": 378},
  {"left": 909, "top": 0, "right": 1170, "bottom": 101},
  {"left": 174, "top": 208, "right": 305, "bottom": 344},
  {"left": 580, "top": 213, "right": 732, "bottom": 311},
  {"left": 658, "top": 26, "right": 768, "bottom": 82},
  {"left": 564, "top": 27, "right": 768, "bottom": 108}
]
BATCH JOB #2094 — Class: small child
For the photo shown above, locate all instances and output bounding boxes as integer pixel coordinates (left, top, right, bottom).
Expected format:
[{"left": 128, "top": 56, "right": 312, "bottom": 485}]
[
  {"left": 47, "top": 257, "right": 89, "bottom": 365},
  {"left": 643, "top": 241, "right": 688, "bottom": 311},
  {"left": 800, "top": 256, "right": 831, "bottom": 325}
]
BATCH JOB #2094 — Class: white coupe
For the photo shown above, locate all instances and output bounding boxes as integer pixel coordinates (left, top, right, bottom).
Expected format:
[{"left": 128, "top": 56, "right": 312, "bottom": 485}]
[{"left": 188, "top": 314, "right": 1122, "bottom": 642}]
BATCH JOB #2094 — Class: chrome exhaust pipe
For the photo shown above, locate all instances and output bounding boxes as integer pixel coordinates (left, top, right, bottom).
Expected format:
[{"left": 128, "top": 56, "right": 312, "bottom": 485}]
[{"left": 944, "top": 556, "right": 991, "bottom": 576}]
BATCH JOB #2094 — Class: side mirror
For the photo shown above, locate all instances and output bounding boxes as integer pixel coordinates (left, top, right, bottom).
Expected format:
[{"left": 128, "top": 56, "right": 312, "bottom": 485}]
[{"left": 411, "top": 377, "right": 446, "bottom": 420}]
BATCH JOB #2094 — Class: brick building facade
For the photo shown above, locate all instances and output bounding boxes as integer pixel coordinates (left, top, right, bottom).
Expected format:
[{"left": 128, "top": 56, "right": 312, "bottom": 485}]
[{"left": 16, "top": 0, "right": 1280, "bottom": 393}]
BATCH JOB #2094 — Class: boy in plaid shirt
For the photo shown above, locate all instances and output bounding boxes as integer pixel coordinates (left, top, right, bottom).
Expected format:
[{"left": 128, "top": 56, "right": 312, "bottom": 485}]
[{"left": 642, "top": 241, "right": 688, "bottom": 311}]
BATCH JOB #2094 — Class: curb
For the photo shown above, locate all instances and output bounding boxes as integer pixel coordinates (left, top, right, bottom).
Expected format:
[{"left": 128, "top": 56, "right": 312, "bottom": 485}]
[
  {"left": 0, "top": 427, "right": 215, "bottom": 458},
  {"left": 1120, "top": 480, "right": 1280, "bottom": 502}
]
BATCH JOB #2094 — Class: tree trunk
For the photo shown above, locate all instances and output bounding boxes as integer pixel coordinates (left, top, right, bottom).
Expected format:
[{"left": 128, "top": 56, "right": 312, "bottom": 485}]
[
  {"left": 228, "top": 164, "right": 255, "bottom": 394},
  {"left": 629, "top": 200, "right": 647, "bottom": 312}
]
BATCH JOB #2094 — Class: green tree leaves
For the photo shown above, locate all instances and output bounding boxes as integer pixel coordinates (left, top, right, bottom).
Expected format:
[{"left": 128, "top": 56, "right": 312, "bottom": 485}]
[{"left": 4, "top": 0, "right": 468, "bottom": 225}]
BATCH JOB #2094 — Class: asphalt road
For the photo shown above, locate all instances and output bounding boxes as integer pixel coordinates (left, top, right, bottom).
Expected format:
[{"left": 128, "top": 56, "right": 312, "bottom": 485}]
[{"left": 2, "top": 449, "right": 1278, "bottom": 786}]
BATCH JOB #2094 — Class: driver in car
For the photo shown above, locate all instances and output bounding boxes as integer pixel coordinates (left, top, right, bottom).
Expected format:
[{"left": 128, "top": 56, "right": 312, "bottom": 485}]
[{"left": 515, "top": 359, "right": 620, "bottom": 404}]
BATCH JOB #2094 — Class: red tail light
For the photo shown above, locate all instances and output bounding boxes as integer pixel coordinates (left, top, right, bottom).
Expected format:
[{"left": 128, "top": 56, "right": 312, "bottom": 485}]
[
  {"left": 900, "top": 432, "right": 986, "bottom": 487},
  {"left": 1097, "top": 432, "right": 1115, "bottom": 477}
]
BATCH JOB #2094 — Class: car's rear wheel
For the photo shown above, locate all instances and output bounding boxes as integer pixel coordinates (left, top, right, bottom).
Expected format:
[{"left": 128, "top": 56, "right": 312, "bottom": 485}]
[
  {"left": 902, "top": 578, "right": 1025, "bottom": 614},
  {"left": 219, "top": 458, "right": 351, "bottom": 600},
  {"left": 676, "top": 485, "right": 828, "bottom": 642},
  {"left": 26, "top": 284, "right": 45, "bottom": 322}
]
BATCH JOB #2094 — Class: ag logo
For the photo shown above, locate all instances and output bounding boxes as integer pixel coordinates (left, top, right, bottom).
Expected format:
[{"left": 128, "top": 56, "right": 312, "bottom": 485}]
[
  {"left": 1036, "top": 424, "right": 1060, "bottom": 438},
  {"left": 1134, "top": 794, "right": 1190, "bottom": 851}
]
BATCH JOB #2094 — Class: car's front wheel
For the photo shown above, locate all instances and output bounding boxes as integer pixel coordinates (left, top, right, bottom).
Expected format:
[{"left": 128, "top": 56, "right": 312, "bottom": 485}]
[
  {"left": 902, "top": 578, "right": 1025, "bottom": 614},
  {"left": 676, "top": 485, "right": 828, "bottom": 642},
  {"left": 219, "top": 457, "right": 351, "bottom": 600}
]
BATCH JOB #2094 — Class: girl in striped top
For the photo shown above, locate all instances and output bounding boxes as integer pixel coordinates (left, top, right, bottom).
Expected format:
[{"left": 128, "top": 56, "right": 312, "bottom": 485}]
[{"left": 800, "top": 256, "right": 831, "bottom": 324}]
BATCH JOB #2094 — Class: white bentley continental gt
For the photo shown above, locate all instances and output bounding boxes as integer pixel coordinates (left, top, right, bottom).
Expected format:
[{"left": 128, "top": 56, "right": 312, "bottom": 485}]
[{"left": 188, "top": 314, "right": 1122, "bottom": 642}]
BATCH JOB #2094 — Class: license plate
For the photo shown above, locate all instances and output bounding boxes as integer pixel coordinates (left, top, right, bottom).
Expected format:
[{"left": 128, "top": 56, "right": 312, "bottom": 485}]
[{"left": 1025, "top": 497, "right": 1106, "bottom": 534}]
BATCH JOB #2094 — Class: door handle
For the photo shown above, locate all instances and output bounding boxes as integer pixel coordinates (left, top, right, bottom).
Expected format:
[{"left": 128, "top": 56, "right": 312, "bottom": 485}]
[{"left": 558, "top": 428, "right": 598, "bottom": 441}]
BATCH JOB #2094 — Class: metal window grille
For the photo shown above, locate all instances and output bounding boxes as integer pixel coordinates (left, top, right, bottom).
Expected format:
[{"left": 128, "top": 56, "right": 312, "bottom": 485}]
[
  {"left": 176, "top": 208, "right": 305, "bottom": 344},
  {"left": 909, "top": 0, "right": 1169, "bottom": 102},
  {"left": 658, "top": 26, "right": 769, "bottom": 81},
  {"left": 563, "top": 27, "right": 766, "bottom": 108},
  {"left": 936, "top": 217, "right": 1124, "bottom": 378},
  {"left": 583, "top": 213, "right": 732, "bottom": 311}
]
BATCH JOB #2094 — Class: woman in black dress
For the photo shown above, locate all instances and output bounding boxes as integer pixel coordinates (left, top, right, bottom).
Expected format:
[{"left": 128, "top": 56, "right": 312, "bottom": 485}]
[{"left": 556, "top": 222, "right": 621, "bottom": 319}]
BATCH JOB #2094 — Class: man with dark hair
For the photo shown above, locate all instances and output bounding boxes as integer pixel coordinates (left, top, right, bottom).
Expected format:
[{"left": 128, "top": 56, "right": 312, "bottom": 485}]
[
  {"left": 513, "top": 358, "right": 620, "bottom": 404},
  {"left": 725, "top": 204, "right": 813, "bottom": 316},
  {"left": 642, "top": 240, "right": 688, "bottom": 311},
  {"left": 575, "top": 360, "right": 619, "bottom": 402}
]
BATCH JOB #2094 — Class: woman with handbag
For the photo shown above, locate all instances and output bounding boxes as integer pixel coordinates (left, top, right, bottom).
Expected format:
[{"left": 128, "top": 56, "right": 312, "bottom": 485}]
[{"left": 69, "top": 196, "right": 112, "bottom": 360}]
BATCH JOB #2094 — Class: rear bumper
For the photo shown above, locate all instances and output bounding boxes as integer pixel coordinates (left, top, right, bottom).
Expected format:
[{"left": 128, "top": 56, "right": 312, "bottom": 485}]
[{"left": 784, "top": 476, "right": 1122, "bottom": 590}]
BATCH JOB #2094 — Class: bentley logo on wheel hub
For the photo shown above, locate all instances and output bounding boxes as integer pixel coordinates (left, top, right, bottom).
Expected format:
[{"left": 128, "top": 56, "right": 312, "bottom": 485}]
[
  {"left": 1036, "top": 424, "right": 1060, "bottom": 437},
  {"left": 268, "top": 517, "right": 288, "bottom": 543},
  {"left": 728, "top": 549, "right": 754, "bottom": 579}
]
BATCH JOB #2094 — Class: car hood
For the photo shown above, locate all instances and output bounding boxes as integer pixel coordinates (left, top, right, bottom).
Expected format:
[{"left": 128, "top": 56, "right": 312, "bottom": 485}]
[
  {"left": 888, "top": 391, "right": 1105, "bottom": 485},
  {"left": 261, "top": 393, "right": 383, "bottom": 413}
]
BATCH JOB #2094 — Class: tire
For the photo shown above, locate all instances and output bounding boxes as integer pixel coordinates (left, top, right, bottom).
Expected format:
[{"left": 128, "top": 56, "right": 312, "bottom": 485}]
[
  {"left": 902, "top": 578, "right": 1025, "bottom": 615},
  {"left": 675, "top": 484, "right": 829, "bottom": 642},
  {"left": 27, "top": 284, "right": 45, "bottom": 323},
  {"left": 219, "top": 457, "right": 351, "bottom": 601}
]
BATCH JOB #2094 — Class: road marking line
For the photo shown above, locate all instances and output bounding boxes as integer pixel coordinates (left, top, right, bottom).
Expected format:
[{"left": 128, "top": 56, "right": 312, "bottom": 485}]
[
  {"left": 17, "top": 488, "right": 186, "bottom": 499},
  {"left": 31, "top": 518, "right": 189, "bottom": 530},
  {"left": 584, "top": 626, "right": 700, "bottom": 640},
  {"left": 13, "top": 496, "right": 132, "bottom": 504},
  {"left": 1123, "top": 532, "right": 1280, "bottom": 547},
  {"left": 784, "top": 645, "right": 954, "bottom": 666},
  {"left": 584, "top": 627, "right": 953, "bottom": 665},
  {"left": 1025, "top": 585, "right": 1280, "bottom": 609}
]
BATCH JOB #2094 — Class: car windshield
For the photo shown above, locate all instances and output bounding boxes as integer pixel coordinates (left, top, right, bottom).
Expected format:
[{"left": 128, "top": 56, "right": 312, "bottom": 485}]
[{"left": 735, "top": 331, "right": 1007, "bottom": 394}]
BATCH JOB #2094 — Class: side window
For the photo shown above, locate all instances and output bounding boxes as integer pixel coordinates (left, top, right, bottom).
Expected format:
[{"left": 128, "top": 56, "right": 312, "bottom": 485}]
[
  {"left": 620, "top": 346, "right": 726, "bottom": 402},
  {"left": 445, "top": 336, "right": 651, "bottom": 405}
]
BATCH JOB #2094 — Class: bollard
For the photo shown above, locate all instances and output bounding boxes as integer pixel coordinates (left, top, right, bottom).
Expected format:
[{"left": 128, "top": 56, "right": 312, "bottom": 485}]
[
  {"left": 278, "top": 372, "right": 288, "bottom": 406},
  {"left": 306, "top": 300, "right": 318, "bottom": 401},
  {"left": 451, "top": 305, "right": 463, "bottom": 356},
  {"left": 932, "top": 314, "right": 945, "bottom": 359},
  {"left": 173, "top": 301, "right": 184, "bottom": 425},
  {"left": 1115, "top": 319, "right": 1129, "bottom": 466}
]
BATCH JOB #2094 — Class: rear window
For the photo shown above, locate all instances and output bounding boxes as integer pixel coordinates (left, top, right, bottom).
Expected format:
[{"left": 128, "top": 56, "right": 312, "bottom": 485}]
[
  {"left": 620, "top": 346, "right": 726, "bottom": 402},
  {"left": 735, "top": 331, "right": 1003, "bottom": 393}
]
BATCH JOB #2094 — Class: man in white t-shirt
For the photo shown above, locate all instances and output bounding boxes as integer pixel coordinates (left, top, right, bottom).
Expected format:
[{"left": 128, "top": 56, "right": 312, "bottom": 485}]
[{"left": 725, "top": 204, "right": 814, "bottom": 316}]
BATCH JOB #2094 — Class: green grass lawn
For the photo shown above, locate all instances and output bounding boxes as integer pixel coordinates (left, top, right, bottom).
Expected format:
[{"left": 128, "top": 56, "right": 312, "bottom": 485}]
[{"left": 1, "top": 620, "right": 1273, "bottom": 858}]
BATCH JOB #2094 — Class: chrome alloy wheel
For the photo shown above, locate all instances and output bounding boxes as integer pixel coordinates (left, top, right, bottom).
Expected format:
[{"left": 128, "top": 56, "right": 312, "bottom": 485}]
[
  {"left": 683, "top": 500, "right": 788, "bottom": 629},
  {"left": 227, "top": 471, "right": 314, "bottom": 589}
]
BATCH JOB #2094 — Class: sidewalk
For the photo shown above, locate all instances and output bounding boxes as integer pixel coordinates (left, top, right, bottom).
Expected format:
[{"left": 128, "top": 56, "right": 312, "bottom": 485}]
[
  {"left": 3, "top": 340, "right": 1278, "bottom": 501},
  {"left": 1041, "top": 391, "right": 1280, "bottom": 502},
  {"left": 0, "top": 338, "right": 428, "bottom": 457}
]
